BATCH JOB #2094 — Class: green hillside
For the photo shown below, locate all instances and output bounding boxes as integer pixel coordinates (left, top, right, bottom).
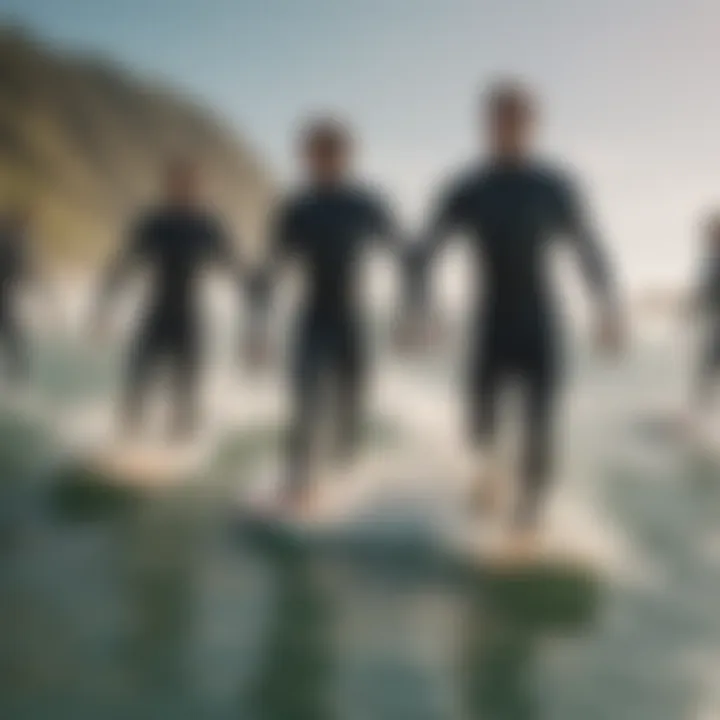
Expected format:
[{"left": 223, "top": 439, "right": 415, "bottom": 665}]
[{"left": 0, "top": 25, "right": 273, "bottom": 266}]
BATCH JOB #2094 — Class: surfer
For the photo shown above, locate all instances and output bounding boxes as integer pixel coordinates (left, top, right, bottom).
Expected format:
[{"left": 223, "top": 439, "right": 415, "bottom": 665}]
[
  {"left": 0, "top": 205, "right": 36, "bottom": 385},
  {"left": 248, "top": 117, "right": 405, "bottom": 515},
  {"left": 93, "top": 157, "right": 246, "bottom": 441},
  {"left": 407, "top": 81, "right": 624, "bottom": 553},
  {"left": 691, "top": 212, "right": 720, "bottom": 420}
]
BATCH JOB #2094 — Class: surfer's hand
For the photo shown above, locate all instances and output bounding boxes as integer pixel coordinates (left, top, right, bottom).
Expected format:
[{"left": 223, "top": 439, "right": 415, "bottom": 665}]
[
  {"left": 393, "top": 316, "right": 423, "bottom": 354},
  {"left": 393, "top": 309, "right": 438, "bottom": 355},
  {"left": 595, "top": 309, "right": 625, "bottom": 356},
  {"left": 243, "top": 333, "right": 271, "bottom": 370}
]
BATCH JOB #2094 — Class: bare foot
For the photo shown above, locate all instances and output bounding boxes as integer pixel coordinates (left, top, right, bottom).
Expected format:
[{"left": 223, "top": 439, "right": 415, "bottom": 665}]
[
  {"left": 467, "top": 462, "right": 505, "bottom": 516},
  {"left": 501, "top": 527, "right": 542, "bottom": 565},
  {"left": 276, "top": 484, "right": 319, "bottom": 521}
]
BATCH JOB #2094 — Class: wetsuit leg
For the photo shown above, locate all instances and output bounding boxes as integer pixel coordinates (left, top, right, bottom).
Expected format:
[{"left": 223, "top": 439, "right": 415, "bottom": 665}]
[
  {"left": 467, "top": 340, "right": 505, "bottom": 451},
  {"left": 286, "top": 316, "right": 327, "bottom": 496},
  {"left": 168, "top": 321, "right": 202, "bottom": 441},
  {"left": 0, "top": 311, "right": 28, "bottom": 384},
  {"left": 695, "top": 325, "right": 720, "bottom": 411},
  {"left": 515, "top": 346, "right": 559, "bottom": 528},
  {"left": 332, "top": 322, "right": 366, "bottom": 464},
  {"left": 121, "top": 318, "right": 163, "bottom": 437}
]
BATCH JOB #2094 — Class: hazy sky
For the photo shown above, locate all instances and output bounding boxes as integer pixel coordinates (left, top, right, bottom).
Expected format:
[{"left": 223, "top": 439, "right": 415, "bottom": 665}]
[{"left": 3, "top": 0, "right": 720, "bottom": 288}]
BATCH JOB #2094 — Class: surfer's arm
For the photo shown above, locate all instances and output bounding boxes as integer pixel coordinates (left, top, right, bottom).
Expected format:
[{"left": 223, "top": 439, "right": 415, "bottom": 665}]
[
  {"left": 365, "top": 191, "right": 407, "bottom": 257},
  {"left": 389, "top": 180, "right": 467, "bottom": 352},
  {"left": 250, "top": 201, "right": 294, "bottom": 316},
  {"left": 206, "top": 214, "right": 249, "bottom": 287},
  {"left": 691, "top": 256, "right": 720, "bottom": 319},
  {"left": 556, "top": 176, "right": 624, "bottom": 350},
  {"left": 244, "top": 199, "right": 297, "bottom": 364},
  {"left": 406, "top": 179, "right": 468, "bottom": 316},
  {"left": 93, "top": 217, "right": 149, "bottom": 332}
]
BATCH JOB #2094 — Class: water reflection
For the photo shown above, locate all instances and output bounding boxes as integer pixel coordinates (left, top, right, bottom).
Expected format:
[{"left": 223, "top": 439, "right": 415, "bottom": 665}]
[
  {"left": 457, "top": 567, "right": 599, "bottom": 720},
  {"left": 120, "top": 498, "right": 200, "bottom": 696},
  {"left": 245, "top": 547, "right": 336, "bottom": 720},
  {"left": 240, "top": 532, "right": 600, "bottom": 720}
]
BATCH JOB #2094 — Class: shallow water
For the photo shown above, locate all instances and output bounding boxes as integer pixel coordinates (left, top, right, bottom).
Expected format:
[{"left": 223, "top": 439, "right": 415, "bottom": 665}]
[{"left": 1, "top": 323, "right": 720, "bottom": 720}]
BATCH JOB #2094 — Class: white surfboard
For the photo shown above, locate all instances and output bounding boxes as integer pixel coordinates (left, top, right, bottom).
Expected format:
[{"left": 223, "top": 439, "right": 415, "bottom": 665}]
[
  {"left": 238, "top": 455, "right": 404, "bottom": 541},
  {"left": 444, "top": 517, "right": 597, "bottom": 576},
  {"left": 238, "top": 448, "right": 613, "bottom": 580},
  {"left": 77, "top": 437, "right": 215, "bottom": 489},
  {"left": 54, "top": 399, "right": 220, "bottom": 489},
  {"left": 440, "top": 476, "right": 639, "bottom": 580},
  {"left": 237, "top": 446, "right": 471, "bottom": 550}
]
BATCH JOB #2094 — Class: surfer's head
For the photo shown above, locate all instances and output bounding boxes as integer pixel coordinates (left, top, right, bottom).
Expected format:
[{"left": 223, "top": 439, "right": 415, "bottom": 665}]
[
  {"left": 164, "top": 155, "right": 201, "bottom": 207},
  {"left": 299, "top": 116, "right": 354, "bottom": 185},
  {"left": 483, "top": 79, "right": 537, "bottom": 162}
]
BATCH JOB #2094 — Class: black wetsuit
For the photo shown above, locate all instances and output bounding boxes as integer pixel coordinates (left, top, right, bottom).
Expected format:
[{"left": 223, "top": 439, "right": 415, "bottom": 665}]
[
  {"left": 413, "top": 161, "right": 615, "bottom": 523},
  {"left": 695, "top": 253, "right": 720, "bottom": 399},
  {"left": 103, "top": 205, "right": 241, "bottom": 438},
  {"left": 259, "top": 183, "right": 400, "bottom": 492},
  {"left": 0, "top": 231, "right": 30, "bottom": 382}
]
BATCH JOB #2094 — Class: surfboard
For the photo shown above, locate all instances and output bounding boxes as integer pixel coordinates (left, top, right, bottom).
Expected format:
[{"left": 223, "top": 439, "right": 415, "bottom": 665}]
[
  {"left": 443, "top": 519, "right": 597, "bottom": 579},
  {"left": 439, "top": 474, "right": 634, "bottom": 592},
  {"left": 236, "top": 448, "right": 467, "bottom": 561},
  {"left": 76, "top": 438, "right": 213, "bottom": 489},
  {"left": 236, "top": 448, "right": 607, "bottom": 587},
  {"left": 238, "top": 457, "right": 395, "bottom": 544},
  {"left": 51, "top": 394, "right": 225, "bottom": 489},
  {"left": 448, "top": 519, "right": 602, "bottom": 628}
]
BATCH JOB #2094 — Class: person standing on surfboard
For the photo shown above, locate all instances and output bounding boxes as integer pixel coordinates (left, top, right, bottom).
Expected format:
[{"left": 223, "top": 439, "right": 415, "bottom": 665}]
[
  {"left": 691, "top": 212, "right": 720, "bottom": 420},
  {"left": 248, "top": 117, "right": 405, "bottom": 515},
  {"left": 93, "top": 157, "right": 246, "bottom": 441},
  {"left": 407, "top": 81, "right": 624, "bottom": 551}
]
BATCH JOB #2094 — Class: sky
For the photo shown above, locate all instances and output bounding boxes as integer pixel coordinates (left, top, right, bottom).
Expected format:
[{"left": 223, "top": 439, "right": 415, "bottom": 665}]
[{"left": 2, "top": 0, "right": 720, "bottom": 289}]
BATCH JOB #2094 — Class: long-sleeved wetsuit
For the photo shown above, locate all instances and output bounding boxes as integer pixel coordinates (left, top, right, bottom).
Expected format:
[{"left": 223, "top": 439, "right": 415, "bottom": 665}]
[
  {"left": 0, "top": 230, "right": 31, "bottom": 382},
  {"left": 101, "top": 205, "right": 243, "bottom": 438},
  {"left": 412, "top": 161, "right": 616, "bottom": 524},
  {"left": 257, "top": 183, "right": 401, "bottom": 493}
]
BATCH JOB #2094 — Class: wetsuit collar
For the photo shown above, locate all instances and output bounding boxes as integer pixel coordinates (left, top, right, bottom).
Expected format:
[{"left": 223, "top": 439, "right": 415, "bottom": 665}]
[
  {"left": 307, "top": 178, "right": 349, "bottom": 193},
  {"left": 488, "top": 153, "right": 534, "bottom": 171}
]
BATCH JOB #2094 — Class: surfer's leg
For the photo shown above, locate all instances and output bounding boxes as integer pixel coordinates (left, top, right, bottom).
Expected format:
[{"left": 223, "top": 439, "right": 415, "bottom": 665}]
[
  {"left": 515, "top": 357, "right": 557, "bottom": 530},
  {"left": 693, "top": 328, "right": 720, "bottom": 417},
  {"left": 285, "top": 322, "right": 325, "bottom": 503},
  {"left": 0, "top": 313, "right": 29, "bottom": 385},
  {"left": 168, "top": 326, "right": 201, "bottom": 441},
  {"left": 466, "top": 347, "right": 505, "bottom": 510},
  {"left": 120, "top": 322, "right": 160, "bottom": 438},
  {"left": 332, "top": 325, "right": 365, "bottom": 465}
]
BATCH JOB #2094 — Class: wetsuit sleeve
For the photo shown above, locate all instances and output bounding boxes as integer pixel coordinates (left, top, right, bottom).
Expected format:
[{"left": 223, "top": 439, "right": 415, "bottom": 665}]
[
  {"left": 554, "top": 177, "right": 618, "bottom": 312},
  {"left": 364, "top": 193, "right": 406, "bottom": 255},
  {"left": 417, "top": 179, "right": 469, "bottom": 261},
  {"left": 695, "top": 256, "right": 720, "bottom": 316},
  {"left": 249, "top": 198, "right": 299, "bottom": 315},
  {"left": 205, "top": 215, "right": 247, "bottom": 282},
  {"left": 407, "top": 178, "right": 470, "bottom": 309}
]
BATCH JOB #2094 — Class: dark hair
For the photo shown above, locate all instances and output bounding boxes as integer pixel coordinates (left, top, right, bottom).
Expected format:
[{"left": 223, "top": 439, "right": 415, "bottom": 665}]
[{"left": 300, "top": 116, "right": 353, "bottom": 154}]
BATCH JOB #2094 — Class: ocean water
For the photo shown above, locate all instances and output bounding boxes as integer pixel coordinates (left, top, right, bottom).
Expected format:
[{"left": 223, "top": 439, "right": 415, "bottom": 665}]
[{"left": 1, "top": 308, "right": 719, "bottom": 720}]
